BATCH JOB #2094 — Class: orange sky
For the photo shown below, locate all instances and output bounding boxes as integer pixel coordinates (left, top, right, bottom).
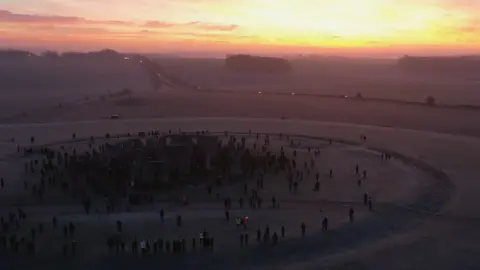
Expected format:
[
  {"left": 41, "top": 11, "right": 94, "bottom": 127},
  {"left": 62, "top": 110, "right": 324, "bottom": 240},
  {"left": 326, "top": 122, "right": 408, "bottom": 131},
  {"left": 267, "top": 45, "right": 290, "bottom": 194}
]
[{"left": 1, "top": 0, "right": 479, "bottom": 56}]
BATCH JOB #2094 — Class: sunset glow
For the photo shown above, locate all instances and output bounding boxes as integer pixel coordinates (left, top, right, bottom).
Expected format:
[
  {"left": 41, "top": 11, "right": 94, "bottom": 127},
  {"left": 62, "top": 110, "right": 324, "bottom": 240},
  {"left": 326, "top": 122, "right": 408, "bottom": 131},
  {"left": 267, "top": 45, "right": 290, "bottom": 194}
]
[{"left": 1, "top": 0, "right": 480, "bottom": 55}]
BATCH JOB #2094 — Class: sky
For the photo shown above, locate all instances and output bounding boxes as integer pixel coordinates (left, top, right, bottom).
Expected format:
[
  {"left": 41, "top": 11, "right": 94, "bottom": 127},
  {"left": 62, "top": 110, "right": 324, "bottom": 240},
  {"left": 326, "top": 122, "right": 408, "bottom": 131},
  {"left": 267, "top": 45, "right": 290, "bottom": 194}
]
[{"left": 0, "top": 0, "right": 480, "bottom": 56}]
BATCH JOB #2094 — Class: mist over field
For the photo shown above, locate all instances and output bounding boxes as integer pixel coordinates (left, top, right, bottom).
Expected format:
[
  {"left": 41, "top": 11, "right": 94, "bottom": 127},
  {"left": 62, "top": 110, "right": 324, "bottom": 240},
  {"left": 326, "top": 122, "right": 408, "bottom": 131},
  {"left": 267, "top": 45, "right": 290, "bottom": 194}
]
[
  {"left": 0, "top": 50, "right": 151, "bottom": 115},
  {"left": 155, "top": 56, "right": 480, "bottom": 105}
]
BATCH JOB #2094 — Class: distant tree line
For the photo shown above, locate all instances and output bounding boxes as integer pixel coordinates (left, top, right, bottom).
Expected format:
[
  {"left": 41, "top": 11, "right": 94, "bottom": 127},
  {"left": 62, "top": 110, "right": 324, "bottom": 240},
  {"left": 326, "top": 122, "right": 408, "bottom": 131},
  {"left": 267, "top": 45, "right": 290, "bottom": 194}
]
[{"left": 225, "top": 54, "right": 292, "bottom": 73}]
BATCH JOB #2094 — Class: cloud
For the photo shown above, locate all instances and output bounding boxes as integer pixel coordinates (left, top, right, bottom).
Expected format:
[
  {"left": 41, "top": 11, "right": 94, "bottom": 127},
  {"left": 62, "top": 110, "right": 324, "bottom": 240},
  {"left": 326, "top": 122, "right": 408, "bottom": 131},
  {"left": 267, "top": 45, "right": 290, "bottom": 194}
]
[
  {"left": 143, "top": 20, "right": 239, "bottom": 31},
  {"left": 187, "top": 21, "right": 239, "bottom": 31},
  {"left": 0, "top": 9, "right": 132, "bottom": 26},
  {"left": 143, "top": 21, "right": 176, "bottom": 28}
]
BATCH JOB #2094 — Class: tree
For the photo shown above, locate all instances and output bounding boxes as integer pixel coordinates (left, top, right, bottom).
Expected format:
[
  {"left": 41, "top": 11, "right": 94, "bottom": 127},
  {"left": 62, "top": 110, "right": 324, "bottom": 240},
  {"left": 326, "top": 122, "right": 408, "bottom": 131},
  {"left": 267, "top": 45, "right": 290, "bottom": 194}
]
[{"left": 426, "top": 96, "right": 436, "bottom": 106}]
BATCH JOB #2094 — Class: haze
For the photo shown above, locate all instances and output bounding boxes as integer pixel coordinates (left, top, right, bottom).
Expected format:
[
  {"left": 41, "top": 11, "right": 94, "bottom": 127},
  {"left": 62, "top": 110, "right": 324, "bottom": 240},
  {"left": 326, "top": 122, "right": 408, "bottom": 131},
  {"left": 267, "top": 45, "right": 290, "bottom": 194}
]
[{"left": 1, "top": 0, "right": 480, "bottom": 56}]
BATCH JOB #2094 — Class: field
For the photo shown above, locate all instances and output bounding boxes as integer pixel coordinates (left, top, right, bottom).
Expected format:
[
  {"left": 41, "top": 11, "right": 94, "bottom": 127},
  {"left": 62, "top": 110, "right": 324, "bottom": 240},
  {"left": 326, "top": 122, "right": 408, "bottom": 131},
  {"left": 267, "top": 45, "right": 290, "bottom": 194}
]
[{"left": 0, "top": 55, "right": 480, "bottom": 269}]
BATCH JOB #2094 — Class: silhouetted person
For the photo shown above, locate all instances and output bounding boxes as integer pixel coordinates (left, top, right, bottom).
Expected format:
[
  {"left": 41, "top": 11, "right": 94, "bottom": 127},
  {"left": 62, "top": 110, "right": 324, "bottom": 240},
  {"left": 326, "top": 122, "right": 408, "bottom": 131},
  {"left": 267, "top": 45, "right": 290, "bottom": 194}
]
[
  {"left": 349, "top": 208, "right": 354, "bottom": 222},
  {"left": 177, "top": 215, "right": 182, "bottom": 227},
  {"left": 281, "top": 226, "right": 285, "bottom": 238},
  {"left": 363, "top": 193, "right": 368, "bottom": 205},
  {"left": 301, "top": 222, "right": 306, "bottom": 236},
  {"left": 116, "top": 220, "right": 122, "bottom": 233},
  {"left": 322, "top": 217, "right": 329, "bottom": 231},
  {"left": 132, "top": 238, "right": 138, "bottom": 253},
  {"left": 272, "top": 232, "right": 278, "bottom": 246},
  {"left": 71, "top": 240, "right": 76, "bottom": 255}
]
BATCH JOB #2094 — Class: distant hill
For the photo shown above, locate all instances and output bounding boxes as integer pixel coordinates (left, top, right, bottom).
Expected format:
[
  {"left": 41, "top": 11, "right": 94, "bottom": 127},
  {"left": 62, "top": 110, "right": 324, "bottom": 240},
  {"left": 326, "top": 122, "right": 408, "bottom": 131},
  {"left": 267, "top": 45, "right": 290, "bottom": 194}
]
[
  {"left": 225, "top": 54, "right": 292, "bottom": 73},
  {"left": 398, "top": 55, "right": 480, "bottom": 77},
  {"left": 0, "top": 49, "right": 153, "bottom": 100}
]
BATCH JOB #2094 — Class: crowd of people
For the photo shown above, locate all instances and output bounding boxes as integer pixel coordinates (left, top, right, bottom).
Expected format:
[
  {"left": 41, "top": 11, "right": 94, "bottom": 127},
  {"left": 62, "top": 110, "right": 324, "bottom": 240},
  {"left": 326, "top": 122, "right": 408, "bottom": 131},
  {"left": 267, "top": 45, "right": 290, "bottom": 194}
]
[{"left": 0, "top": 129, "right": 384, "bottom": 258}]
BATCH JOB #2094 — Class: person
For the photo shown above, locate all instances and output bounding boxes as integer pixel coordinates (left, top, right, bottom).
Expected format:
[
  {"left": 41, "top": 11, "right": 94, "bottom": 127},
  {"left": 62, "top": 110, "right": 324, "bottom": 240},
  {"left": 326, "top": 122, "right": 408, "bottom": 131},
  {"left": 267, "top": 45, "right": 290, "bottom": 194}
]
[
  {"left": 199, "top": 232, "right": 204, "bottom": 245},
  {"left": 236, "top": 217, "right": 241, "bottom": 227},
  {"left": 177, "top": 215, "right": 182, "bottom": 227},
  {"left": 71, "top": 240, "right": 76, "bottom": 255},
  {"left": 355, "top": 164, "right": 359, "bottom": 175},
  {"left": 272, "top": 196, "right": 276, "bottom": 208},
  {"left": 225, "top": 210, "right": 230, "bottom": 221},
  {"left": 314, "top": 181, "right": 320, "bottom": 192},
  {"left": 0, "top": 177, "right": 4, "bottom": 189},
  {"left": 244, "top": 233, "right": 249, "bottom": 245},
  {"left": 272, "top": 232, "right": 278, "bottom": 246},
  {"left": 240, "top": 234, "right": 244, "bottom": 247},
  {"left": 192, "top": 237, "right": 196, "bottom": 250},
  {"left": 132, "top": 238, "right": 138, "bottom": 253},
  {"left": 329, "top": 169, "right": 333, "bottom": 179},
  {"left": 257, "top": 229, "right": 261, "bottom": 242},
  {"left": 140, "top": 240, "right": 146, "bottom": 254},
  {"left": 322, "top": 217, "right": 329, "bottom": 231},
  {"left": 363, "top": 193, "right": 368, "bottom": 205},
  {"left": 116, "top": 220, "right": 122, "bottom": 233},
  {"left": 243, "top": 216, "right": 249, "bottom": 229},
  {"left": 281, "top": 226, "right": 285, "bottom": 238},
  {"left": 349, "top": 208, "right": 354, "bottom": 222},
  {"left": 301, "top": 222, "right": 306, "bottom": 236},
  {"left": 263, "top": 231, "right": 269, "bottom": 244},
  {"left": 293, "top": 181, "right": 298, "bottom": 193}
]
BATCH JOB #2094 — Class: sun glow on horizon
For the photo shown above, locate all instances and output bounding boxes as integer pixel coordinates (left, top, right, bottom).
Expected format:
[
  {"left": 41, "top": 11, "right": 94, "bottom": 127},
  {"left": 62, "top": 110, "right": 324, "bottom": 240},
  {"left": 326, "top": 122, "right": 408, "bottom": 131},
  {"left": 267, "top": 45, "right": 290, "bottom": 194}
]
[{"left": 1, "top": 0, "right": 480, "bottom": 55}]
